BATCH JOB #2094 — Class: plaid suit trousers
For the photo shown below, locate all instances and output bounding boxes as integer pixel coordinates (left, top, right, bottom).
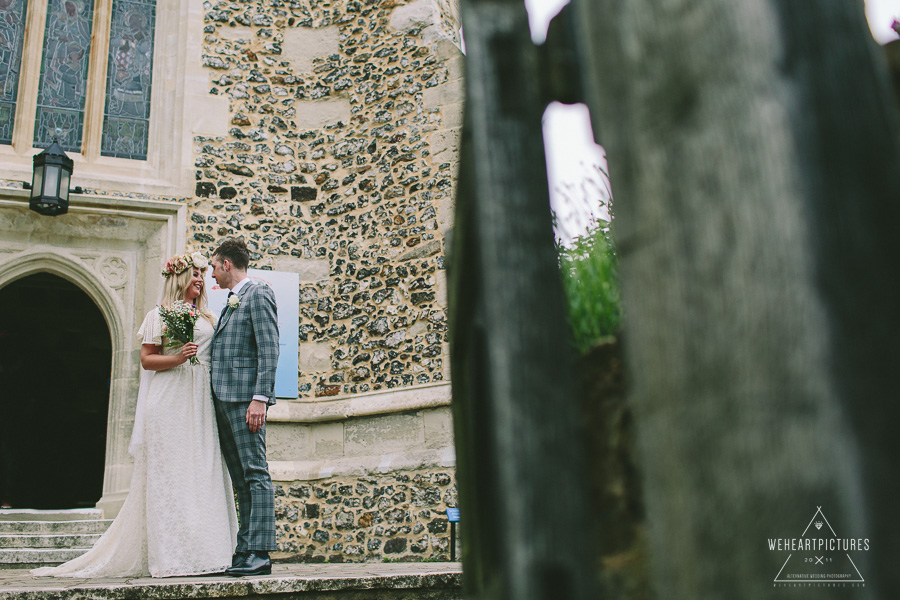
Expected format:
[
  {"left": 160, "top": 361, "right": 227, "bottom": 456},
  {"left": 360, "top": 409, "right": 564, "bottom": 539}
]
[{"left": 214, "top": 400, "right": 276, "bottom": 552}]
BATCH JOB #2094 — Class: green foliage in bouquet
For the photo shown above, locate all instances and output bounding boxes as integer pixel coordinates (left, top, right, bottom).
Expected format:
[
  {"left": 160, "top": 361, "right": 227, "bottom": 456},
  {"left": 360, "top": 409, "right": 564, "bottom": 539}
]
[
  {"left": 158, "top": 301, "right": 200, "bottom": 365},
  {"left": 557, "top": 220, "right": 622, "bottom": 354}
]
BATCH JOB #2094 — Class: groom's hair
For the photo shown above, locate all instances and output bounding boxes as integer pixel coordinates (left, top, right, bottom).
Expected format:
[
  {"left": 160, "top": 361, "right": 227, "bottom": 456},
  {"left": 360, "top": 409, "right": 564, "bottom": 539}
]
[{"left": 213, "top": 237, "right": 250, "bottom": 270}]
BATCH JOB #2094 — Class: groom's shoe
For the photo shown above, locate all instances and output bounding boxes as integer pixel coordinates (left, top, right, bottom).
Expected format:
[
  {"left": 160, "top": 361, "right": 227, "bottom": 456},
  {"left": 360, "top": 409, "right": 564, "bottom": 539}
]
[
  {"left": 225, "top": 551, "right": 271, "bottom": 577},
  {"left": 231, "top": 551, "right": 249, "bottom": 568}
]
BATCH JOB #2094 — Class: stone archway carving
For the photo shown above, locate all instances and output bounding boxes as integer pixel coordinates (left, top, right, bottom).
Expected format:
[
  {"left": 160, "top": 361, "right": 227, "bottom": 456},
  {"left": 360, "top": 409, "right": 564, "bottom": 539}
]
[
  {"left": 0, "top": 191, "right": 186, "bottom": 516},
  {"left": 0, "top": 251, "right": 127, "bottom": 343}
]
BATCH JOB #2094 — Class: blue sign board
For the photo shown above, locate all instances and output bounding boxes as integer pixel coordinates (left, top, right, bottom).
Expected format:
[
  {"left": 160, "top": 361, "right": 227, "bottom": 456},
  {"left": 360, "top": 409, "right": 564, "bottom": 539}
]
[
  {"left": 446, "top": 508, "right": 461, "bottom": 522},
  {"left": 206, "top": 269, "right": 300, "bottom": 398}
]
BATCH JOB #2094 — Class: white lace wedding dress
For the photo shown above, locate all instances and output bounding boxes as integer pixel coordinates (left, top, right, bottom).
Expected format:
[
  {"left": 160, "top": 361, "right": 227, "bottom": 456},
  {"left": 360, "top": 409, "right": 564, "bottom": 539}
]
[{"left": 33, "top": 309, "right": 238, "bottom": 578}]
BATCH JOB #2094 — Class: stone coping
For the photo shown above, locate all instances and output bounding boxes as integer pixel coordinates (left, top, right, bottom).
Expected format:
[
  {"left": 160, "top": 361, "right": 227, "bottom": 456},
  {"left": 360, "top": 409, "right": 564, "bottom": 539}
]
[
  {"left": 0, "top": 188, "right": 187, "bottom": 216},
  {"left": 0, "top": 563, "right": 462, "bottom": 599},
  {"left": 269, "top": 447, "right": 456, "bottom": 482},
  {"left": 268, "top": 383, "right": 452, "bottom": 423}
]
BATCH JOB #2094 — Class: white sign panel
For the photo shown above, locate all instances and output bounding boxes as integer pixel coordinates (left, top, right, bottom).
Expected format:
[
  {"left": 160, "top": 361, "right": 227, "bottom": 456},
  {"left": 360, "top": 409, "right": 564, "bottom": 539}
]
[{"left": 206, "top": 269, "right": 300, "bottom": 399}]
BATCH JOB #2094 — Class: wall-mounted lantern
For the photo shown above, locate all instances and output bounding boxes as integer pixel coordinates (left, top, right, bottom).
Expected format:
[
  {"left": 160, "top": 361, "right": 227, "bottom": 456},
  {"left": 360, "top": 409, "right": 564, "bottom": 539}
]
[{"left": 28, "top": 141, "right": 81, "bottom": 217}]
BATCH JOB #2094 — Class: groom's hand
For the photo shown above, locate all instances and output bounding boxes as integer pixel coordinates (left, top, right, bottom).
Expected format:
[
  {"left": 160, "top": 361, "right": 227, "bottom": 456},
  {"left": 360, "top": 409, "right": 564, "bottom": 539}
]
[{"left": 246, "top": 399, "right": 267, "bottom": 433}]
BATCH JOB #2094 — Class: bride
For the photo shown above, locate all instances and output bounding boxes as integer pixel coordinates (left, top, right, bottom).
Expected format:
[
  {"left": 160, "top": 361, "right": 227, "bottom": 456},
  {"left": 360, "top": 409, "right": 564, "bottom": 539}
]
[{"left": 33, "top": 252, "right": 237, "bottom": 578}]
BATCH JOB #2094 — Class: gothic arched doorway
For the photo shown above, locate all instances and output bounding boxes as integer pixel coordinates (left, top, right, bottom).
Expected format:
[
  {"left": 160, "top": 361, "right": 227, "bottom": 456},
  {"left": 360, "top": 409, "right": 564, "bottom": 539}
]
[{"left": 0, "top": 273, "right": 112, "bottom": 509}]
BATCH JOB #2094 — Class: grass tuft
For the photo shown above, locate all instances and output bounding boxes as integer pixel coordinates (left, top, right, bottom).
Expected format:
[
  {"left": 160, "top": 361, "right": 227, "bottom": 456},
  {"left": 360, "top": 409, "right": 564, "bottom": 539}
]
[{"left": 557, "top": 221, "right": 621, "bottom": 354}]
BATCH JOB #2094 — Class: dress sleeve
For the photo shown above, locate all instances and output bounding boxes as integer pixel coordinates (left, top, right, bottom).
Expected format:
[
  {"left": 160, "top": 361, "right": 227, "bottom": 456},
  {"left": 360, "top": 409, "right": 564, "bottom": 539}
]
[{"left": 138, "top": 308, "right": 163, "bottom": 345}]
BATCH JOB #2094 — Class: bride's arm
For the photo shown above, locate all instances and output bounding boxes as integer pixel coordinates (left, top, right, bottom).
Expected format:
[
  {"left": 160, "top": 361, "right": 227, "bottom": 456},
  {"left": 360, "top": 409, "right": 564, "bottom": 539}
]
[{"left": 140, "top": 342, "right": 198, "bottom": 371}]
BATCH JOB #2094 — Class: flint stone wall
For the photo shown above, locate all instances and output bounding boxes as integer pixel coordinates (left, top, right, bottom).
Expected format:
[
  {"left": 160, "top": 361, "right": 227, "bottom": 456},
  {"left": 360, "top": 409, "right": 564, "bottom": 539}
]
[
  {"left": 188, "top": 0, "right": 463, "bottom": 399},
  {"left": 274, "top": 469, "right": 458, "bottom": 562}
]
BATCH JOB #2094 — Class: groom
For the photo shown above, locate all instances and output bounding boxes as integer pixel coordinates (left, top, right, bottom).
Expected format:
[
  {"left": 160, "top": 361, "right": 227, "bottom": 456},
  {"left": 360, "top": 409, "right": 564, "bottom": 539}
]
[{"left": 210, "top": 238, "right": 280, "bottom": 576}]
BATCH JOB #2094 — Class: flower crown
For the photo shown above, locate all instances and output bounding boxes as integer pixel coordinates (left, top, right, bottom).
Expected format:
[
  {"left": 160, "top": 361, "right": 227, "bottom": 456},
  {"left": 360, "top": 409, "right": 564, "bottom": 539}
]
[{"left": 162, "top": 252, "right": 209, "bottom": 278}]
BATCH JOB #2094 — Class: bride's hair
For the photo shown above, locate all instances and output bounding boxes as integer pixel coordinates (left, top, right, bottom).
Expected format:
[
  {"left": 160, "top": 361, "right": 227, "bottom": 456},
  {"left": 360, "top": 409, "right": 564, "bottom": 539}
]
[{"left": 160, "top": 267, "right": 215, "bottom": 326}]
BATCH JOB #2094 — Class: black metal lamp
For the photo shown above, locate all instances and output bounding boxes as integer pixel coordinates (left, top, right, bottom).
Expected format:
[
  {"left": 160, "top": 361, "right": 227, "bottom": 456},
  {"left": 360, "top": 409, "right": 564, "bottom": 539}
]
[{"left": 29, "top": 141, "right": 75, "bottom": 216}]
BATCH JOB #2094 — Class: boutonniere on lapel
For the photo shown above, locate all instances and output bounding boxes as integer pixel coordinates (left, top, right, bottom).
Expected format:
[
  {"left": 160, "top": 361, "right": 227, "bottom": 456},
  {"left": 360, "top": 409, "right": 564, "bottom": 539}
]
[{"left": 226, "top": 294, "right": 241, "bottom": 313}]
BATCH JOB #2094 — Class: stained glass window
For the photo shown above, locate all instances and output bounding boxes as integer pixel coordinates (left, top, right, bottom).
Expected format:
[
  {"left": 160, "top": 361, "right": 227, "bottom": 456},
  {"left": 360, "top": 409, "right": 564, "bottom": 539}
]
[
  {"left": 101, "top": 0, "right": 155, "bottom": 160},
  {"left": 0, "top": 0, "right": 29, "bottom": 145},
  {"left": 33, "top": 0, "right": 95, "bottom": 152}
]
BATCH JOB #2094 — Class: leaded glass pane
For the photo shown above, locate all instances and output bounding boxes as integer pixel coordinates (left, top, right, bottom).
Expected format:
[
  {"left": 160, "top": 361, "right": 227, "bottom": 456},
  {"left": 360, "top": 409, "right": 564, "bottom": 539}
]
[
  {"left": 101, "top": 0, "right": 155, "bottom": 160},
  {"left": 33, "top": 0, "right": 96, "bottom": 152},
  {"left": 0, "top": 0, "right": 29, "bottom": 145},
  {"left": 59, "top": 169, "right": 70, "bottom": 201},
  {"left": 44, "top": 164, "right": 60, "bottom": 199},
  {"left": 31, "top": 166, "right": 43, "bottom": 197}
]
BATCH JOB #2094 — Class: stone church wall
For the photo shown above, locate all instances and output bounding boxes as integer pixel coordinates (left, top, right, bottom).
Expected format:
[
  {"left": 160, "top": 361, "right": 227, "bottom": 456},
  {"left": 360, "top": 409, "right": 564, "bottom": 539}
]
[
  {"left": 184, "top": 0, "right": 464, "bottom": 561},
  {"left": 188, "top": 0, "right": 462, "bottom": 399},
  {"left": 274, "top": 469, "right": 458, "bottom": 562},
  {"left": 0, "top": 0, "right": 463, "bottom": 556}
]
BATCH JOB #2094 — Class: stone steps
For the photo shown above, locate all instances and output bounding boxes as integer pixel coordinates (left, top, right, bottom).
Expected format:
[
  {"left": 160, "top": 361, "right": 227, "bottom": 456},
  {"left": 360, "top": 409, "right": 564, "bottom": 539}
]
[
  {"left": 0, "top": 509, "right": 103, "bottom": 522},
  {"left": 0, "top": 510, "right": 109, "bottom": 569},
  {"left": 0, "top": 534, "right": 101, "bottom": 549},
  {"left": 0, "top": 548, "right": 89, "bottom": 569},
  {"left": 0, "top": 520, "right": 111, "bottom": 535},
  {"left": 0, "top": 562, "right": 464, "bottom": 599}
]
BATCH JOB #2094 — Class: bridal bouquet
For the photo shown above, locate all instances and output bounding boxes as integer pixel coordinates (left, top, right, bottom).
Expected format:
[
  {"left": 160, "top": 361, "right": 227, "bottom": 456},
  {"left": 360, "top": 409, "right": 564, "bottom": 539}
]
[{"left": 159, "top": 301, "right": 200, "bottom": 365}]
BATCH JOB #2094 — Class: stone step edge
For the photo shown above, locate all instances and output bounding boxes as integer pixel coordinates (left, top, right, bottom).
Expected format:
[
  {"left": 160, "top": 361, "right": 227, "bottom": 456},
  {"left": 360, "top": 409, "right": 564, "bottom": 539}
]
[
  {"left": 0, "top": 533, "right": 101, "bottom": 539},
  {"left": 0, "top": 510, "right": 103, "bottom": 522},
  {"left": 0, "top": 565, "right": 463, "bottom": 597},
  {"left": 0, "top": 520, "right": 111, "bottom": 525},
  {"left": 0, "top": 533, "right": 101, "bottom": 549},
  {"left": 0, "top": 548, "right": 92, "bottom": 553},
  {"left": 0, "top": 520, "right": 112, "bottom": 531},
  {"left": 0, "top": 563, "right": 65, "bottom": 570},
  {"left": 0, "top": 549, "right": 91, "bottom": 561}
]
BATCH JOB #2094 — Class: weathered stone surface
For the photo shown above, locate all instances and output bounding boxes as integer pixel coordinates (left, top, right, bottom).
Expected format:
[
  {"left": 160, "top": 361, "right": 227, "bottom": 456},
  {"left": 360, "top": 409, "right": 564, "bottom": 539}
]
[
  {"left": 0, "top": 521, "right": 108, "bottom": 535},
  {"left": 0, "top": 548, "right": 88, "bottom": 567},
  {"left": 0, "top": 534, "right": 100, "bottom": 549},
  {"left": 389, "top": 0, "right": 436, "bottom": 33},
  {"left": 290, "top": 186, "right": 316, "bottom": 202},
  {"left": 0, "top": 562, "right": 462, "bottom": 599},
  {"left": 317, "top": 384, "right": 341, "bottom": 397},
  {"left": 294, "top": 98, "right": 353, "bottom": 130},
  {"left": 398, "top": 240, "right": 441, "bottom": 262},
  {"left": 344, "top": 413, "right": 423, "bottom": 455},
  {"left": 422, "top": 79, "right": 464, "bottom": 112},
  {"left": 299, "top": 341, "right": 332, "bottom": 372},
  {"left": 0, "top": 512, "right": 113, "bottom": 568},
  {"left": 283, "top": 26, "right": 341, "bottom": 74},
  {"left": 272, "top": 257, "right": 329, "bottom": 282},
  {"left": 195, "top": 182, "right": 216, "bottom": 198},
  {"left": 422, "top": 408, "right": 453, "bottom": 450},
  {"left": 267, "top": 424, "right": 311, "bottom": 463},
  {"left": 188, "top": 0, "right": 462, "bottom": 397},
  {"left": 311, "top": 422, "right": 344, "bottom": 458},
  {"left": 384, "top": 537, "right": 407, "bottom": 554},
  {"left": 273, "top": 469, "right": 456, "bottom": 563}
]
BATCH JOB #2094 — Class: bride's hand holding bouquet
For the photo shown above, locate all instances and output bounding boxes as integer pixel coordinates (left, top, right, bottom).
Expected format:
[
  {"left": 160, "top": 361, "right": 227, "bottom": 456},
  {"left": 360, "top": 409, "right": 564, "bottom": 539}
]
[{"left": 159, "top": 300, "right": 201, "bottom": 365}]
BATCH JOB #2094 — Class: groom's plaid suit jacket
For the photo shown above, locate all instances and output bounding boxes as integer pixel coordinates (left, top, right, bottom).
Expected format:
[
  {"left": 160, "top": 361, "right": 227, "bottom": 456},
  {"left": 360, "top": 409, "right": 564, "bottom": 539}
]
[{"left": 211, "top": 281, "right": 280, "bottom": 404}]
